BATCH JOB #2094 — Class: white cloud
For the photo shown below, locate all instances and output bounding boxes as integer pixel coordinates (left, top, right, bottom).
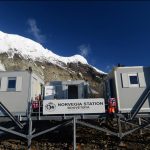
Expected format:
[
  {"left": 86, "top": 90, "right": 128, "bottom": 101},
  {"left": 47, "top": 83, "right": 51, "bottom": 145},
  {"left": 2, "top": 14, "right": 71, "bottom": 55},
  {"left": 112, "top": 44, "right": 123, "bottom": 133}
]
[
  {"left": 78, "top": 44, "right": 90, "bottom": 58},
  {"left": 106, "top": 65, "right": 111, "bottom": 70},
  {"left": 27, "top": 19, "right": 46, "bottom": 43},
  {"left": 106, "top": 64, "right": 115, "bottom": 72}
]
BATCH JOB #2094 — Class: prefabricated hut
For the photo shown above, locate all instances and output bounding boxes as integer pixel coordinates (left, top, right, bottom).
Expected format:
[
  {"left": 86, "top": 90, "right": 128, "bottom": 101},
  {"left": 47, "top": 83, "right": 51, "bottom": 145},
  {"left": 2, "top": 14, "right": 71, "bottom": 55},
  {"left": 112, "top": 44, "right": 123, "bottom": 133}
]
[
  {"left": 100, "top": 66, "right": 150, "bottom": 113},
  {"left": 0, "top": 70, "right": 44, "bottom": 116}
]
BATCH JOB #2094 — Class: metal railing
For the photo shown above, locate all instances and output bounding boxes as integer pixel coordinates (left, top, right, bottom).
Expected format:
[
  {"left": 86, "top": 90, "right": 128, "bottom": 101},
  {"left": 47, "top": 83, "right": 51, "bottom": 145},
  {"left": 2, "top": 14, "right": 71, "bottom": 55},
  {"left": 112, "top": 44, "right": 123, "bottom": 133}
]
[{"left": 32, "top": 100, "right": 43, "bottom": 120}]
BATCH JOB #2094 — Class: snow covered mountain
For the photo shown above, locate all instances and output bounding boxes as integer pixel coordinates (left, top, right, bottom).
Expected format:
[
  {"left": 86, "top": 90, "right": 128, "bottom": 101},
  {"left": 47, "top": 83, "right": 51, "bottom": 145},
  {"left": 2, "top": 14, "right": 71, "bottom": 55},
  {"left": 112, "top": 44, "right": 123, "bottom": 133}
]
[{"left": 0, "top": 31, "right": 105, "bottom": 74}]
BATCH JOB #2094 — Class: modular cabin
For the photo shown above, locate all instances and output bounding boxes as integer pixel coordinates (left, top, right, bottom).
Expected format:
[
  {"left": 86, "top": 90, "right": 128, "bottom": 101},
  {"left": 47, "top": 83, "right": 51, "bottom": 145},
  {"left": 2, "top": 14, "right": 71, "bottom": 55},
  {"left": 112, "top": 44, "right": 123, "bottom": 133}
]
[
  {"left": 45, "top": 80, "right": 89, "bottom": 100},
  {"left": 0, "top": 70, "right": 44, "bottom": 116},
  {"left": 101, "top": 66, "right": 150, "bottom": 114}
]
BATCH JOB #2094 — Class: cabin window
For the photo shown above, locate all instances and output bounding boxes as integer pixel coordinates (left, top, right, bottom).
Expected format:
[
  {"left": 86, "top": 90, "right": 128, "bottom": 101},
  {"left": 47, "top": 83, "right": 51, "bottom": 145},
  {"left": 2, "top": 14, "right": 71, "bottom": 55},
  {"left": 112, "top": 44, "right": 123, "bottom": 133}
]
[
  {"left": 129, "top": 76, "right": 138, "bottom": 84},
  {"left": 8, "top": 77, "right": 16, "bottom": 91},
  {"left": 128, "top": 74, "right": 139, "bottom": 87},
  {"left": 121, "top": 73, "right": 144, "bottom": 88}
]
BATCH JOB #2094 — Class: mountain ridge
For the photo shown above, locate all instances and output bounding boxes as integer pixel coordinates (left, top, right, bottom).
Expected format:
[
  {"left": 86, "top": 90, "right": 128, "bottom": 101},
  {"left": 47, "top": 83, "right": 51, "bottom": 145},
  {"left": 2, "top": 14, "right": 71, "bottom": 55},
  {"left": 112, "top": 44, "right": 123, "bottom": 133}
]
[{"left": 0, "top": 31, "right": 106, "bottom": 74}]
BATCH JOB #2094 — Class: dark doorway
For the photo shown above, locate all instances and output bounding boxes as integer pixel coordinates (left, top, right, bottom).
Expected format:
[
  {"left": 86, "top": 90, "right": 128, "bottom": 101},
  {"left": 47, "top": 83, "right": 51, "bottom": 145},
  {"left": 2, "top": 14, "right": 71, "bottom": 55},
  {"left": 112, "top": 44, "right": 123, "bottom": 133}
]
[{"left": 68, "top": 85, "right": 78, "bottom": 99}]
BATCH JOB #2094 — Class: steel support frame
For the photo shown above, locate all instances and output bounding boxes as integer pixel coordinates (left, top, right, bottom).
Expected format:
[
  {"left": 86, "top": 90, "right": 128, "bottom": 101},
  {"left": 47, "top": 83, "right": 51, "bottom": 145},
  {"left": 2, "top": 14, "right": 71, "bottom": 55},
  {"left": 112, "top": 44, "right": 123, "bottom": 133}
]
[
  {"left": 76, "top": 117, "right": 150, "bottom": 139},
  {"left": 0, "top": 100, "right": 75, "bottom": 149},
  {"left": 73, "top": 117, "right": 76, "bottom": 150},
  {"left": 118, "top": 116, "right": 123, "bottom": 139},
  {"left": 77, "top": 120, "right": 118, "bottom": 137},
  {"left": 120, "top": 118, "right": 150, "bottom": 131},
  {"left": 0, "top": 102, "right": 24, "bottom": 129},
  {"left": 32, "top": 120, "right": 72, "bottom": 138},
  {"left": 0, "top": 122, "right": 26, "bottom": 136},
  {"left": 0, "top": 119, "right": 73, "bottom": 149},
  {"left": 27, "top": 101, "right": 32, "bottom": 150},
  {"left": 0, "top": 114, "right": 150, "bottom": 149},
  {"left": 0, "top": 126, "right": 27, "bottom": 138}
]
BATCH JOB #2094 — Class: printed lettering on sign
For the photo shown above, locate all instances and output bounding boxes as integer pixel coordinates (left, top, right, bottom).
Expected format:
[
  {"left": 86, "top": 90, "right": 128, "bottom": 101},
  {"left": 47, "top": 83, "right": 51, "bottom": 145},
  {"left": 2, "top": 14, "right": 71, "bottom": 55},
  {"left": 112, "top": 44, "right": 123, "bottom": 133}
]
[{"left": 43, "top": 98, "right": 105, "bottom": 115}]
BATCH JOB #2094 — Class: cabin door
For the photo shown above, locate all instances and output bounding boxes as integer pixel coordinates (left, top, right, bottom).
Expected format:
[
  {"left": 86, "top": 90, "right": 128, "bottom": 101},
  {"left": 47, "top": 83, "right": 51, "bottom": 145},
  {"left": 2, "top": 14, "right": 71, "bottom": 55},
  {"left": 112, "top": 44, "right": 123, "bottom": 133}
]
[{"left": 68, "top": 85, "right": 78, "bottom": 99}]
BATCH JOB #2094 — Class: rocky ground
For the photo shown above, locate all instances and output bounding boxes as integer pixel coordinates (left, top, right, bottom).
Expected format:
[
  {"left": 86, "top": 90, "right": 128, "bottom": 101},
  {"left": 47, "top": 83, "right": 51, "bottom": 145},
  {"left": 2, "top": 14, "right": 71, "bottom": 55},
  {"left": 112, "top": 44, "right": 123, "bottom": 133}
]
[
  {"left": 0, "top": 120, "right": 150, "bottom": 150},
  {"left": 0, "top": 134, "right": 150, "bottom": 150}
]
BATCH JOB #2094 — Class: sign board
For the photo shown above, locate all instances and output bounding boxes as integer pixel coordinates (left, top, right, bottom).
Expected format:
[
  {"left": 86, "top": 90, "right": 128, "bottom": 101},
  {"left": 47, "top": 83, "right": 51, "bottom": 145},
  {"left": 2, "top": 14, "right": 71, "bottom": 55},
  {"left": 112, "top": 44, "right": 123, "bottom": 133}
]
[{"left": 43, "top": 98, "right": 105, "bottom": 115}]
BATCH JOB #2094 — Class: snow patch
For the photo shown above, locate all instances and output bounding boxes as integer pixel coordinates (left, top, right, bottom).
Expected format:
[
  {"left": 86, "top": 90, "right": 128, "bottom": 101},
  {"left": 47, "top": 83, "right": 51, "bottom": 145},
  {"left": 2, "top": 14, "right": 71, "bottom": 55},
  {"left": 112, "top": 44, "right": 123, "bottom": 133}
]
[
  {"left": 41, "top": 66, "right": 45, "bottom": 69},
  {"left": 91, "top": 65, "right": 107, "bottom": 74},
  {"left": 78, "top": 72, "right": 83, "bottom": 78},
  {"left": 0, "top": 61, "right": 6, "bottom": 71},
  {"left": 96, "top": 75, "right": 101, "bottom": 79}
]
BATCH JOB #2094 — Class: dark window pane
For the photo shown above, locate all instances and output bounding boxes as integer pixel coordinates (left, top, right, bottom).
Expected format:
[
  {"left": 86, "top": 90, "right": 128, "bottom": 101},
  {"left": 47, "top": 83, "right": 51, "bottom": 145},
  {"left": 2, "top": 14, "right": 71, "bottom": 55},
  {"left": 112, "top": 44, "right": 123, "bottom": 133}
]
[
  {"left": 129, "top": 76, "right": 138, "bottom": 84},
  {"left": 8, "top": 78, "right": 16, "bottom": 89}
]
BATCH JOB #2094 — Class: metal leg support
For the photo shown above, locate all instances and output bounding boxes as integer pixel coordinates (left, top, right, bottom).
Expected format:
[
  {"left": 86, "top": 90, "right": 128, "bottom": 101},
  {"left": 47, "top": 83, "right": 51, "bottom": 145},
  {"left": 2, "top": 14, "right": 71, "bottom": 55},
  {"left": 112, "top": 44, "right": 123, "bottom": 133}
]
[
  {"left": 27, "top": 118, "right": 32, "bottom": 150},
  {"left": 27, "top": 101, "right": 32, "bottom": 150},
  {"left": 139, "top": 117, "right": 143, "bottom": 135},
  {"left": 118, "top": 116, "right": 122, "bottom": 139},
  {"left": 38, "top": 101, "right": 41, "bottom": 120},
  {"left": 73, "top": 117, "right": 76, "bottom": 150}
]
